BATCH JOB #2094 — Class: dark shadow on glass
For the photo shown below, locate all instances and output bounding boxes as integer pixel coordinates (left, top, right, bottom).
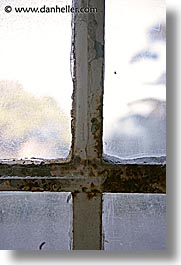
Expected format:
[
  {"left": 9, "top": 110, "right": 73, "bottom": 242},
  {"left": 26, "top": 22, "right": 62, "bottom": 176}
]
[{"left": 166, "top": 10, "right": 178, "bottom": 259}]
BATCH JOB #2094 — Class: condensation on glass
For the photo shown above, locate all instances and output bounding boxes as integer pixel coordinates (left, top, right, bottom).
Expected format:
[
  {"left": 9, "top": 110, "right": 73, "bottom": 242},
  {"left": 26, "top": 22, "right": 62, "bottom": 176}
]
[
  {"left": 103, "top": 0, "right": 166, "bottom": 159},
  {"left": 102, "top": 193, "right": 166, "bottom": 250},
  {"left": 0, "top": 0, "right": 72, "bottom": 159},
  {"left": 0, "top": 192, "right": 72, "bottom": 250}
]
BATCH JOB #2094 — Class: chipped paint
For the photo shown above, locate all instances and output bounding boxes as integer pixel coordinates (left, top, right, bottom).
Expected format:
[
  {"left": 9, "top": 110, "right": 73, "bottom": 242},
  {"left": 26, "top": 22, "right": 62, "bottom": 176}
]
[
  {"left": 0, "top": 160, "right": 166, "bottom": 193},
  {"left": 94, "top": 40, "right": 104, "bottom": 59},
  {"left": 0, "top": 0, "right": 166, "bottom": 250},
  {"left": 91, "top": 117, "right": 100, "bottom": 134},
  {"left": 71, "top": 0, "right": 104, "bottom": 162}
]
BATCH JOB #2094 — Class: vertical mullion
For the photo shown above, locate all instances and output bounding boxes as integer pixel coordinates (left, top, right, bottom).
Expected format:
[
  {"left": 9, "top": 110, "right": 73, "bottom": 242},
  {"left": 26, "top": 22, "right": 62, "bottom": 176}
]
[
  {"left": 72, "top": 0, "right": 105, "bottom": 161},
  {"left": 73, "top": 192, "right": 102, "bottom": 250},
  {"left": 71, "top": 0, "right": 105, "bottom": 250}
]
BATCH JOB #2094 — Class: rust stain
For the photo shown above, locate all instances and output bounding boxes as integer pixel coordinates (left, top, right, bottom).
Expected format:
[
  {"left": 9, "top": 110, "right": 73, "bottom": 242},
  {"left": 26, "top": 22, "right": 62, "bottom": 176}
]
[
  {"left": 91, "top": 118, "right": 100, "bottom": 134},
  {"left": 0, "top": 160, "right": 166, "bottom": 194},
  {"left": 0, "top": 159, "right": 166, "bottom": 194},
  {"left": 87, "top": 192, "right": 99, "bottom": 200}
]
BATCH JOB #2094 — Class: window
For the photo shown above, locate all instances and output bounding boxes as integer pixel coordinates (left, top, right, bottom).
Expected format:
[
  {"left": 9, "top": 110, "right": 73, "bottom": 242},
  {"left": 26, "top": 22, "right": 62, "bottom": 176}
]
[
  {"left": 0, "top": 0, "right": 166, "bottom": 250},
  {"left": 0, "top": 0, "right": 72, "bottom": 159},
  {"left": 104, "top": 0, "right": 166, "bottom": 159},
  {"left": 0, "top": 192, "right": 72, "bottom": 250}
]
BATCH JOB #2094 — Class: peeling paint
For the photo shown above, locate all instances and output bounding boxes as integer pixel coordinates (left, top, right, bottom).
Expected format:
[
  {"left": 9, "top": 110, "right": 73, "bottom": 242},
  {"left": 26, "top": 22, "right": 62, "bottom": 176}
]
[
  {"left": 91, "top": 117, "right": 100, "bottom": 134},
  {"left": 94, "top": 40, "right": 104, "bottom": 59},
  {"left": 0, "top": 0, "right": 166, "bottom": 251},
  {"left": 0, "top": 159, "right": 166, "bottom": 193}
]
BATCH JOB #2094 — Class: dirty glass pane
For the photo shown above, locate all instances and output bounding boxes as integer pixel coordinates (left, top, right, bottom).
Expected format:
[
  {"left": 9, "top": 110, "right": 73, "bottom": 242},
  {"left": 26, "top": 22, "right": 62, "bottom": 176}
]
[
  {"left": 102, "top": 193, "right": 166, "bottom": 250},
  {"left": 0, "top": 192, "right": 72, "bottom": 250},
  {"left": 0, "top": 0, "right": 72, "bottom": 159},
  {"left": 103, "top": 0, "right": 166, "bottom": 159}
]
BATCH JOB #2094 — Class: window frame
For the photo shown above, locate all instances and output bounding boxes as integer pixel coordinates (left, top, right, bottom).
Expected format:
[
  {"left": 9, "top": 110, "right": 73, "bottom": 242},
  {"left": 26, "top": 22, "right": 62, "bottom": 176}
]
[{"left": 0, "top": 0, "right": 166, "bottom": 250}]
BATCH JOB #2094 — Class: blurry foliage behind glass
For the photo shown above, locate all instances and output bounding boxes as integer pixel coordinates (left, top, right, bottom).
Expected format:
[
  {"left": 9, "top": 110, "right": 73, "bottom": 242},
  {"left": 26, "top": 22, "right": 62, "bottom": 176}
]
[{"left": 0, "top": 80, "right": 70, "bottom": 159}]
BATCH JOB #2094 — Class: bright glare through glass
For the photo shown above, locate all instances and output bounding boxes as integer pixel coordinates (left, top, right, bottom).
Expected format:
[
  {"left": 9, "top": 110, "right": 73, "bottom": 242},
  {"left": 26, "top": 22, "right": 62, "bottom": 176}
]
[
  {"left": 104, "top": 0, "right": 166, "bottom": 160},
  {"left": 0, "top": 0, "right": 72, "bottom": 159}
]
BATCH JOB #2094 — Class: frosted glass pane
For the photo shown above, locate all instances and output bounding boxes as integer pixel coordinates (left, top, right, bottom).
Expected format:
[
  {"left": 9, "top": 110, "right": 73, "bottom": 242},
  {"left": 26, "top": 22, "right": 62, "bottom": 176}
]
[
  {"left": 102, "top": 193, "right": 166, "bottom": 250},
  {"left": 0, "top": 192, "right": 72, "bottom": 250},
  {"left": 0, "top": 0, "right": 72, "bottom": 159},
  {"left": 104, "top": 0, "right": 166, "bottom": 159}
]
